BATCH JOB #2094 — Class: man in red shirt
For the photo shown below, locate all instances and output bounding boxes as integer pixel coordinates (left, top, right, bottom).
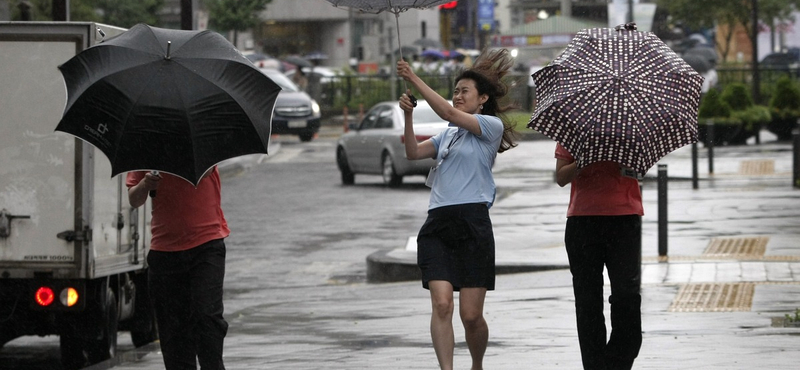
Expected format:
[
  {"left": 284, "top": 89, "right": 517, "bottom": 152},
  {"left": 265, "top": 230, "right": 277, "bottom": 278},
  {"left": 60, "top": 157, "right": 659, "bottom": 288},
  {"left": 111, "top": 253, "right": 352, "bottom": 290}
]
[
  {"left": 555, "top": 143, "right": 643, "bottom": 370},
  {"left": 127, "top": 168, "right": 230, "bottom": 370}
]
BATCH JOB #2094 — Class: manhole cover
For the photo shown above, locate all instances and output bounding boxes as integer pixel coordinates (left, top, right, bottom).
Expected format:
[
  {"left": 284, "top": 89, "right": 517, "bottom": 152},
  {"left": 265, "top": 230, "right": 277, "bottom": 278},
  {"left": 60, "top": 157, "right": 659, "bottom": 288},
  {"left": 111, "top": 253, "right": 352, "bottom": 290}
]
[
  {"left": 739, "top": 159, "right": 775, "bottom": 175},
  {"left": 703, "top": 236, "right": 769, "bottom": 258},
  {"left": 669, "top": 283, "right": 755, "bottom": 312}
]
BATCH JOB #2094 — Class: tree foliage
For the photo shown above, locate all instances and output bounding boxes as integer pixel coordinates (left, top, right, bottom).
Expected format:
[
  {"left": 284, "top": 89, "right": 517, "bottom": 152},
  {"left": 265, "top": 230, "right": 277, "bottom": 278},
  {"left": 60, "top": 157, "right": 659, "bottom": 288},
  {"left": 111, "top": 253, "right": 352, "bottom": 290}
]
[
  {"left": 657, "top": 0, "right": 800, "bottom": 62},
  {"left": 92, "top": 0, "right": 164, "bottom": 28},
  {"left": 10, "top": 0, "right": 163, "bottom": 27},
  {"left": 203, "top": 0, "right": 271, "bottom": 44}
]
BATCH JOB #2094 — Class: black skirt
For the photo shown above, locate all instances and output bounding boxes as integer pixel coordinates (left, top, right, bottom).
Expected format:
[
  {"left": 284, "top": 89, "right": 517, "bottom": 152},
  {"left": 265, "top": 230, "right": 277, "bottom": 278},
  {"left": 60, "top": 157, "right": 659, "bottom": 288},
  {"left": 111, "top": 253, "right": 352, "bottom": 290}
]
[{"left": 417, "top": 203, "right": 495, "bottom": 291}]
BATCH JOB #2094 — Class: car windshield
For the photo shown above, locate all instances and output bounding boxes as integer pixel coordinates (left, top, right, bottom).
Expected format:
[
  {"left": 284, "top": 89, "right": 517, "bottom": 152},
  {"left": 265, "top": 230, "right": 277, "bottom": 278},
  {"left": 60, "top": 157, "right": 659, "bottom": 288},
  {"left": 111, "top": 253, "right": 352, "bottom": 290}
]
[{"left": 260, "top": 69, "right": 299, "bottom": 92}]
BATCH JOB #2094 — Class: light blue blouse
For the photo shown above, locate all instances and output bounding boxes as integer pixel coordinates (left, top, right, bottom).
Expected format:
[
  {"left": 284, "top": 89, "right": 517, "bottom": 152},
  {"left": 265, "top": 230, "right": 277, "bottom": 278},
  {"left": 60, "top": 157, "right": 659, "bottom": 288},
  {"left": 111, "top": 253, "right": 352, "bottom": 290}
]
[{"left": 428, "top": 114, "right": 503, "bottom": 210}]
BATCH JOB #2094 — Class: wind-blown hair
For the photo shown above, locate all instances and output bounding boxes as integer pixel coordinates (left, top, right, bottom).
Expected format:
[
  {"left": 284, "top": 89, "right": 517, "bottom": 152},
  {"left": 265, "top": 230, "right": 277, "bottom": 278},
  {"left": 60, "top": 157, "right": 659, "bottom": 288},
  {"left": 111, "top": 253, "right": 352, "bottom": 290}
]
[{"left": 455, "top": 48, "right": 518, "bottom": 153}]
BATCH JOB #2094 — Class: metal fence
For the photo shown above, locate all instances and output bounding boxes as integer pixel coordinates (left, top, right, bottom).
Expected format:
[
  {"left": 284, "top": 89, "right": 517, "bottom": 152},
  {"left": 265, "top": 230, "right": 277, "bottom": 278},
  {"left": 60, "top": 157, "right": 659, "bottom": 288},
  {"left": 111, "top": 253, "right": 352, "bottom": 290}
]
[
  {"left": 716, "top": 66, "right": 799, "bottom": 105},
  {"left": 310, "top": 73, "right": 535, "bottom": 119},
  {"left": 311, "top": 67, "right": 799, "bottom": 119}
]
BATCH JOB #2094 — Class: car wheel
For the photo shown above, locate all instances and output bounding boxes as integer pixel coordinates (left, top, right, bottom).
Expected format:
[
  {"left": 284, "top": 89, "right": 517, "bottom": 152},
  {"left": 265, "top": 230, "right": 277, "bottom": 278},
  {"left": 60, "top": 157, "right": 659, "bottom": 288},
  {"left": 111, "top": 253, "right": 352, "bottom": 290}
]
[
  {"left": 382, "top": 153, "right": 402, "bottom": 187},
  {"left": 299, "top": 132, "right": 314, "bottom": 142},
  {"left": 337, "top": 147, "right": 355, "bottom": 185}
]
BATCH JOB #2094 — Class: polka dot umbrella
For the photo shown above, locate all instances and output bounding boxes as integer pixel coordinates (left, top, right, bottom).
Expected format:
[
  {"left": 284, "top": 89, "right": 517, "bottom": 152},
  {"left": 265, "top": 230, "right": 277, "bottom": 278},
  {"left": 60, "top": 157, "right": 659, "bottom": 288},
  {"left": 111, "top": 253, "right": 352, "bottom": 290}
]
[{"left": 527, "top": 23, "right": 704, "bottom": 176}]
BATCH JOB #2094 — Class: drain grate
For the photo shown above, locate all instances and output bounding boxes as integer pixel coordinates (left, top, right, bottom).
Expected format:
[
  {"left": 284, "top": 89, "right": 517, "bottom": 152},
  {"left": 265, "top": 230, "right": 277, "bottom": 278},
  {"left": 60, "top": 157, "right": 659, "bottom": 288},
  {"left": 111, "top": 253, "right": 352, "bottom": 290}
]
[
  {"left": 669, "top": 283, "right": 755, "bottom": 312},
  {"left": 703, "top": 236, "right": 769, "bottom": 259},
  {"left": 739, "top": 159, "right": 775, "bottom": 176}
]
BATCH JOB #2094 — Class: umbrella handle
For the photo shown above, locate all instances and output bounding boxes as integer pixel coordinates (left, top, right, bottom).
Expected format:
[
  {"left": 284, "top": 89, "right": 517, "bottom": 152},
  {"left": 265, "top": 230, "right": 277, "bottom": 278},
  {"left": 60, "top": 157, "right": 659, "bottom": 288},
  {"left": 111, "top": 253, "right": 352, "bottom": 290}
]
[
  {"left": 148, "top": 171, "right": 160, "bottom": 198},
  {"left": 393, "top": 11, "right": 416, "bottom": 107}
]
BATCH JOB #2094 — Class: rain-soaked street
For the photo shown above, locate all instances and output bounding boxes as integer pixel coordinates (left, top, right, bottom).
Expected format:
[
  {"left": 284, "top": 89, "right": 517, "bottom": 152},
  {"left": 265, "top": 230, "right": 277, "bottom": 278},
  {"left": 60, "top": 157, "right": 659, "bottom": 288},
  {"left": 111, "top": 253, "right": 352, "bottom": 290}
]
[{"left": 0, "top": 133, "right": 438, "bottom": 369}]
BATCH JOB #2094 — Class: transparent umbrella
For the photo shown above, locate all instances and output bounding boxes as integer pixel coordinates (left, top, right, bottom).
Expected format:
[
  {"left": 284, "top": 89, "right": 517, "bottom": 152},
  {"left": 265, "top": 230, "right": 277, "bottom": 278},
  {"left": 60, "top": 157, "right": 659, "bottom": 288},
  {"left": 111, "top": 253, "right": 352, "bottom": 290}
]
[{"left": 325, "top": 0, "right": 456, "bottom": 104}]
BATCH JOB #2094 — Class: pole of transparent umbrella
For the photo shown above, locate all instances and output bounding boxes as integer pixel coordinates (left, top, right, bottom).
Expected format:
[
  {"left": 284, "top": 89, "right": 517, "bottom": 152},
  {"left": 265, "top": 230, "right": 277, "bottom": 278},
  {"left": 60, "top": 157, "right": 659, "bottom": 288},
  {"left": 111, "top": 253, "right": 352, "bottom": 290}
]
[{"left": 393, "top": 11, "right": 417, "bottom": 107}]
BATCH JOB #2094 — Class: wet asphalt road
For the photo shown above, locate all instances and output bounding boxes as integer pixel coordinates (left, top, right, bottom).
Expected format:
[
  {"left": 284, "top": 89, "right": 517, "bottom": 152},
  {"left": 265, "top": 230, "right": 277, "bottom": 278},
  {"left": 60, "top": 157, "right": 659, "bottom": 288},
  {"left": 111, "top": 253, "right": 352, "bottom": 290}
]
[{"left": 0, "top": 134, "right": 438, "bottom": 369}]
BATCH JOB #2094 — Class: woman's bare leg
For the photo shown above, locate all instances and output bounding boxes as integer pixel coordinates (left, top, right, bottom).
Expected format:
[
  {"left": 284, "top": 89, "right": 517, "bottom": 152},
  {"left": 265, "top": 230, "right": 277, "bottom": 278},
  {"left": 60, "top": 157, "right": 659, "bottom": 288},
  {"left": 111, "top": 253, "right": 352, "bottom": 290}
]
[
  {"left": 429, "top": 280, "right": 455, "bottom": 370},
  {"left": 460, "top": 287, "right": 488, "bottom": 370}
]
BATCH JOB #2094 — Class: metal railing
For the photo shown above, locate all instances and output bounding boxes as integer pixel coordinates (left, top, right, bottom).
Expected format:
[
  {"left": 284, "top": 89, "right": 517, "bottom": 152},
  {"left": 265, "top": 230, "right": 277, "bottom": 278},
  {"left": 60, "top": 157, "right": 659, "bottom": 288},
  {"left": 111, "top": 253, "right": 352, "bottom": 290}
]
[{"left": 309, "top": 73, "right": 535, "bottom": 119}]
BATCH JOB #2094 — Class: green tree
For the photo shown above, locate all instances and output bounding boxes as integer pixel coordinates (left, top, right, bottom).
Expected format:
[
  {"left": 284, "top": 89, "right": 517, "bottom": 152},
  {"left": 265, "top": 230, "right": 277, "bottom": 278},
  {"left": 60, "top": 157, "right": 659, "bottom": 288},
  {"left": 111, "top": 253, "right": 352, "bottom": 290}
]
[
  {"left": 11, "top": 0, "right": 99, "bottom": 21},
  {"left": 658, "top": 0, "right": 800, "bottom": 62},
  {"left": 92, "top": 0, "right": 164, "bottom": 28},
  {"left": 10, "top": 0, "right": 162, "bottom": 27},
  {"left": 203, "top": 0, "right": 271, "bottom": 46}
]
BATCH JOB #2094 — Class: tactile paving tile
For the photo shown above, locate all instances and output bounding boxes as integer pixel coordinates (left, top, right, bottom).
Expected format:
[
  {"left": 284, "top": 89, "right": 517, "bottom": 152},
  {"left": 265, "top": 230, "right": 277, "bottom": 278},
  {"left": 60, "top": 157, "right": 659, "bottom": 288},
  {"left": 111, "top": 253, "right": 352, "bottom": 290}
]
[
  {"left": 739, "top": 159, "right": 775, "bottom": 176},
  {"left": 703, "top": 236, "right": 769, "bottom": 258},
  {"left": 668, "top": 283, "right": 755, "bottom": 312}
]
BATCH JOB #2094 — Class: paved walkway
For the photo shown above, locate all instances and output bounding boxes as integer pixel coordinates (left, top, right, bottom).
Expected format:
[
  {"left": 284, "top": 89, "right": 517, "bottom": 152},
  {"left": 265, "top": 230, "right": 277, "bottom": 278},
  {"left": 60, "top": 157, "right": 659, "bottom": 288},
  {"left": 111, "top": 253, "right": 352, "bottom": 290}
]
[{"left": 90, "top": 129, "right": 800, "bottom": 369}]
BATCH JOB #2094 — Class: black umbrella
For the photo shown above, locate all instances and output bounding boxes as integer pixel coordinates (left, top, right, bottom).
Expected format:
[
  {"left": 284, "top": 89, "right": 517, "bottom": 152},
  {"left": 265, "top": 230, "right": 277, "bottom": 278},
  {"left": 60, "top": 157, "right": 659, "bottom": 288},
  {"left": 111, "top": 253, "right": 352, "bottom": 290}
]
[
  {"left": 284, "top": 55, "right": 313, "bottom": 68},
  {"left": 56, "top": 23, "right": 281, "bottom": 186},
  {"left": 528, "top": 23, "right": 703, "bottom": 175},
  {"left": 681, "top": 53, "right": 712, "bottom": 74}
]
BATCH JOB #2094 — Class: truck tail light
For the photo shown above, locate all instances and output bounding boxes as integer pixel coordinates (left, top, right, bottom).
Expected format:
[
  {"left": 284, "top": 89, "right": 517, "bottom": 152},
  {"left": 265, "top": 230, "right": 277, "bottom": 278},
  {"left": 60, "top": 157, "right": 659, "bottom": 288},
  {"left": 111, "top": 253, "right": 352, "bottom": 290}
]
[
  {"left": 61, "top": 287, "right": 79, "bottom": 307},
  {"left": 35, "top": 286, "right": 55, "bottom": 306},
  {"left": 31, "top": 282, "right": 84, "bottom": 310}
]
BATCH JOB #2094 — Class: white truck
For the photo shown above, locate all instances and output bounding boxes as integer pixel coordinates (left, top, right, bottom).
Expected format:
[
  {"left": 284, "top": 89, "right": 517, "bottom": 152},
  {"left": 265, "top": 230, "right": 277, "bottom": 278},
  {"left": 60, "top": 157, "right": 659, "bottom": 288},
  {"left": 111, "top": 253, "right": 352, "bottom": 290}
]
[{"left": 0, "top": 22, "right": 157, "bottom": 369}]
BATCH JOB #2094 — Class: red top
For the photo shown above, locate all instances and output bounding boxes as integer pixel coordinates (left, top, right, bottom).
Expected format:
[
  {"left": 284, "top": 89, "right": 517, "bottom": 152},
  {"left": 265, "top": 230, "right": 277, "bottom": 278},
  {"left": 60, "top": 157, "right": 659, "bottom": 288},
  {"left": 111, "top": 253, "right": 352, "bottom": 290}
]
[
  {"left": 555, "top": 144, "right": 643, "bottom": 217},
  {"left": 126, "top": 168, "right": 230, "bottom": 252}
]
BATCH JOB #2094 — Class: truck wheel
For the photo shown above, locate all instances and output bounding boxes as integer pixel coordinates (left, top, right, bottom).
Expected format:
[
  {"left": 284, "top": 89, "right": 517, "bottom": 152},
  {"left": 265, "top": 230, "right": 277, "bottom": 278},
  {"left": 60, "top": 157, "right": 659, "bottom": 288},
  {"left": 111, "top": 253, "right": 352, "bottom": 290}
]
[{"left": 86, "top": 287, "right": 118, "bottom": 363}]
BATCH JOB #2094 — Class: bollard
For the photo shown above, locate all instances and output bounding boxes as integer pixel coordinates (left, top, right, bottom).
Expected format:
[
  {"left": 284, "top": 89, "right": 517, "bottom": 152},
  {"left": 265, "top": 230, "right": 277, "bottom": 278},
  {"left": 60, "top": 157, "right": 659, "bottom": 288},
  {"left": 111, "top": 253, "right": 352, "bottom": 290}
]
[
  {"left": 342, "top": 106, "right": 349, "bottom": 133},
  {"left": 707, "top": 119, "right": 715, "bottom": 174},
  {"left": 691, "top": 141, "right": 699, "bottom": 189},
  {"left": 794, "top": 122, "right": 800, "bottom": 188},
  {"left": 657, "top": 164, "right": 668, "bottom": 259}
]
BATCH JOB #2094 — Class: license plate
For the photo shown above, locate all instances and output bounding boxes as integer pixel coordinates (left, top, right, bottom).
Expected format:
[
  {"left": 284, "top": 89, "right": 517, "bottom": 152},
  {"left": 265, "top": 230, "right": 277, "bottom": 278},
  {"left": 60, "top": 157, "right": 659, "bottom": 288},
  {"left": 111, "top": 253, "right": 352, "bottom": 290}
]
[{"left": 288, "top": 120, "right": 306, "bottom": 128}]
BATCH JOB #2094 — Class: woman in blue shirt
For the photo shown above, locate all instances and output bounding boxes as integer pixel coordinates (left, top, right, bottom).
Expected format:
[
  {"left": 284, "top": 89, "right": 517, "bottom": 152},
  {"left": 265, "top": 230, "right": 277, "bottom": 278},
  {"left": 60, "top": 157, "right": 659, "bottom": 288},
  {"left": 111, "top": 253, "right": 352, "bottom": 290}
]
[{"left": 397, "top": 49, "right": 517, "bottom": 370}]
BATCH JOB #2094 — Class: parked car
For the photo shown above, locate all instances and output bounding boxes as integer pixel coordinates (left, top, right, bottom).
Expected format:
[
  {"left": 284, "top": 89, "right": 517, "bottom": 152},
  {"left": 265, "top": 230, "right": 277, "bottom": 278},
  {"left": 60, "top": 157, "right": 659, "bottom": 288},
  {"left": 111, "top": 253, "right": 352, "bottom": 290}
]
[
  {"left": 761, "top": 52, "right": 800, "bottom": 76},
  {"left": 284, "top": 66, "right": 341, "bottom": 84},
  {"left": 336, "top": 100, "right": 449, "bottom": 186},
  {"left": 259, "top": 68, "right": 321, "bottom": 142}
]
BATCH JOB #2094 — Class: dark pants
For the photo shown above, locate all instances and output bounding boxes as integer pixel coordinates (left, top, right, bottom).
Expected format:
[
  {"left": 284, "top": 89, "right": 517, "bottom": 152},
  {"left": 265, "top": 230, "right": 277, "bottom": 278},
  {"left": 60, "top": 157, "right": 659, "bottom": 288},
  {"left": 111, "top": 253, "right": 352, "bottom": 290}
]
[
  {"left": 565, "top": 216, "right": 642, "bottom": 370},
  {"left": 148, "top": 239, "right": 228, "bottom": 370}
]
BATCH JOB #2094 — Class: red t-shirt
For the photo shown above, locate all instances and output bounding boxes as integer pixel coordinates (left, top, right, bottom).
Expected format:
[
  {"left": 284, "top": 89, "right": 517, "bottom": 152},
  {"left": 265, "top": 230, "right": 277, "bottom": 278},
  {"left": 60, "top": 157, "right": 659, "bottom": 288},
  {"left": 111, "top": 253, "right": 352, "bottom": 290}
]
[
  {"left": 555, "top": 144, "right": 643, "bottom": 217},
  {"left": 126, "top": 168, "right": 230, "bottom": 252}
]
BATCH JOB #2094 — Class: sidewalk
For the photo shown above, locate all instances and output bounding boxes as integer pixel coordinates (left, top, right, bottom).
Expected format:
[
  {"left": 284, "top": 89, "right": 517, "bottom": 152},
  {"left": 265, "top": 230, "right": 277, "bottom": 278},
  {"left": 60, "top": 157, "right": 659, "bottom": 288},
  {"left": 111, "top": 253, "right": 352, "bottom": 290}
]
[{"left": 90, "top": 129, "right": 800, "bottom": 370}]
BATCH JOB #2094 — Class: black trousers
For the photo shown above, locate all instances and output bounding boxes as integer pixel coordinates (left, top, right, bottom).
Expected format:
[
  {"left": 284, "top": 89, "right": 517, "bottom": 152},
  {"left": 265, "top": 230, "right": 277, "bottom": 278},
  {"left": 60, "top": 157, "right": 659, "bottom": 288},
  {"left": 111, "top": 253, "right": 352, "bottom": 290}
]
[
  {"left": 148, "top": 239, "right": 228, "bottom": 370},
  {"left": 565, "top": 215, "right": 642, "bottom": 370}
]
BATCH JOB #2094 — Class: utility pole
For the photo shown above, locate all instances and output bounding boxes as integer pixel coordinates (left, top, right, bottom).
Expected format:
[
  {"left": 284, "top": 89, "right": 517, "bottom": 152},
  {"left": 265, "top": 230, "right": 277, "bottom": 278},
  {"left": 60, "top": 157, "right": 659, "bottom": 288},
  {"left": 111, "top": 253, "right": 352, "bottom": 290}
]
[
  {"left": 628, "top": 0, "right": 634, "bottom": 23},
  {"left": 181, "top": 0, "right": 192, "bottom": 30},
  {"left": 751, "top": 0, "right": 761, "bottom": 104},
  {"left": 52, "top": 0, "right": 68, "bottom": 21}
]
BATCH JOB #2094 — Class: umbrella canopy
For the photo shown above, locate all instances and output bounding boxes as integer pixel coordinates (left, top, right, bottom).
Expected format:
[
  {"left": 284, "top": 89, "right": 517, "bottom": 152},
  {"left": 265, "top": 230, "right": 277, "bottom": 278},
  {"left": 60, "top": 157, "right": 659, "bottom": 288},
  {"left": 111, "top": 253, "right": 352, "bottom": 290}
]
[
  {"left": 325, "top": 0, "right": 453, "bottom": 61},
  {"left": 56, "top": 23, "right": 281, "bottom": 186},
  {"left": 684, "top": 46, "right": 717, "bottom": 67},
  {"left": 304, "top": 51, "right": 329, "bottom": 61},
  {"left": 527, "top": 24, "right": 704, "bottom": 175},
  {"left": 413, "top": 37, "right": 443, "bottom": 49},
  {"left": 284, "top": 55, "right": 313, "bottom": 68},
  {"left": 681, "top": 53, "right": 712, "bottom": 74},
  {"left": 421, "top": 49, "right": 446, "bottom": 59}
]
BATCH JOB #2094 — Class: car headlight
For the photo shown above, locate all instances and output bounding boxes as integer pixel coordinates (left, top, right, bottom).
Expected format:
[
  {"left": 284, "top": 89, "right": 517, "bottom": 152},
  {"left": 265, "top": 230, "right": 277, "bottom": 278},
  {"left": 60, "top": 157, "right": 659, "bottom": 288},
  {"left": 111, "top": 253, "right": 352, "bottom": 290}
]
[{"left": 311, "top": 100, "right": 321, "bottom": 115}]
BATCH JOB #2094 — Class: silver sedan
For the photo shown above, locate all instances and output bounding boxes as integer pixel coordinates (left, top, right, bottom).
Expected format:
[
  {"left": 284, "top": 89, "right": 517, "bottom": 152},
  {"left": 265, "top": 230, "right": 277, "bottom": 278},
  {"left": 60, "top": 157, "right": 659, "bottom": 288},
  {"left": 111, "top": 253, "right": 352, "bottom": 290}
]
[{"left": 336, "top": 100, "right": 450, "bottom": 186}]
